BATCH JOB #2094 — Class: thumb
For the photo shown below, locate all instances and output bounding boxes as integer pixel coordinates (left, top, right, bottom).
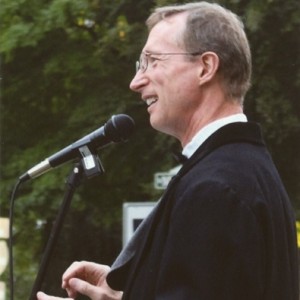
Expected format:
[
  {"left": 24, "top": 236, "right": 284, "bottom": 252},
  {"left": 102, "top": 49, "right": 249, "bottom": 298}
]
[
  {"left": 68, "top": 278, "right": 99, "bottom": 299},
  {"left": 37, "top": 291, "right": 73, "bottom": 300}
]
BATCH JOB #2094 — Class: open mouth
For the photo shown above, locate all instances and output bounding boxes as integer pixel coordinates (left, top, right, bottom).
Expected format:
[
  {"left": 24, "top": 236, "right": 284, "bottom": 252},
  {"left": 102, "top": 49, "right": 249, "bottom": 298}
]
[{"left": 145, "top": 97, "right": 158, "bottom": 107}]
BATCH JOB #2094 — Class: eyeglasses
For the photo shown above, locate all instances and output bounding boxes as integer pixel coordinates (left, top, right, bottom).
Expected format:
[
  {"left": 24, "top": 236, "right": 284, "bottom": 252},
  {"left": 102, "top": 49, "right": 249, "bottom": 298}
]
[{"left": 136, "top": 51, "right": 202, "bottom": 73}]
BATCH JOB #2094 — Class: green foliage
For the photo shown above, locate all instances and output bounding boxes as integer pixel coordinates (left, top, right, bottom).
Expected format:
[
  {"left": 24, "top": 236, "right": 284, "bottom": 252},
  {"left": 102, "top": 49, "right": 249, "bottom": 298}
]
[
  {"left": 0, "top": 0, "right": 299, "bottom": 298},
  {"left": 244, "top": 0, "right": 300, "bottom": 203}
]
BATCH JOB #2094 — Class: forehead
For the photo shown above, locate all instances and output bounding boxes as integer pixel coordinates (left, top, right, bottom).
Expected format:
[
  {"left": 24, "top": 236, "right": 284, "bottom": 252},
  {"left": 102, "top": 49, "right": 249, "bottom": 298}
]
[{"left": 143, "top": 13, "right": 188, "bottom": 52}]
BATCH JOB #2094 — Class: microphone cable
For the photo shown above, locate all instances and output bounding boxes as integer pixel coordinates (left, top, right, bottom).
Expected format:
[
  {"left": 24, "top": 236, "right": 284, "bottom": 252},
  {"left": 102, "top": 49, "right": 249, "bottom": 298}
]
[{"left": 8, "top": 179, "right": 22, "bottom": 300}]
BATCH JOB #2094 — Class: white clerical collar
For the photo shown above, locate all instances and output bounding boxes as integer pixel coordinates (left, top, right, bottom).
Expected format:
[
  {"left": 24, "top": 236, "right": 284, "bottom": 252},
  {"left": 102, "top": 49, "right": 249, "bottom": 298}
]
[{"left": 182, "top": 113, "right": 247, "bottom": 159}]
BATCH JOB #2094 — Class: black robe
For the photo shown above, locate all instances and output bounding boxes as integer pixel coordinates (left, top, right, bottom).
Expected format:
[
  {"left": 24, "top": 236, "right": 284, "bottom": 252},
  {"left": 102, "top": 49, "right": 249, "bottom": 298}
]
[{"left": 107, "top": 122, "right": 299, "bottom": 300}]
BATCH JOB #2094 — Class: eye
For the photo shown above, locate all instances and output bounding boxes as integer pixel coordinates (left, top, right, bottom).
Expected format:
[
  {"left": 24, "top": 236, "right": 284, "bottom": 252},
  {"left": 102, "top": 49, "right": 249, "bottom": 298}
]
[{"left": 148, "top": 55, "right": 160, "bottom": 64}]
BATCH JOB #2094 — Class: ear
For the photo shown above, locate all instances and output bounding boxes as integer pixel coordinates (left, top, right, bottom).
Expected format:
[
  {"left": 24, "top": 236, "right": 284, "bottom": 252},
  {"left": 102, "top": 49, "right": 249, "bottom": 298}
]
[{"left": 197, "top": 52, "right": 220, "bottom": 86}]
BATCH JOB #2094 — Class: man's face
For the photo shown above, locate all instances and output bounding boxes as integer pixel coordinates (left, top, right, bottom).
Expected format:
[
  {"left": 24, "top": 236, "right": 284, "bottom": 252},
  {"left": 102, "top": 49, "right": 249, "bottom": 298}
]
[{"left": 130, "top": 13, "right": 201, "bottom": 141}]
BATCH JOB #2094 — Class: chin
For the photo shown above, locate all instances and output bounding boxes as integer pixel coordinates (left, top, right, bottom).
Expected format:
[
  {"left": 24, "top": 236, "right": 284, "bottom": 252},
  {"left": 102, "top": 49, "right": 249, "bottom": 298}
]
[
  {"left": 149, "top": 118, "right": 172, "bottom": 136},
  {"left": 150, "top": 116, "right": 164, "bottom": 132}
]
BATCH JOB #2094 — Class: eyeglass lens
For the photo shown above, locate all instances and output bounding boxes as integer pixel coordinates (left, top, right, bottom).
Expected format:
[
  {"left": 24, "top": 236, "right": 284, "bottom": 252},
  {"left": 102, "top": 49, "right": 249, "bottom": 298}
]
[{"left": 136, "top": 53, "right": 146, "bottom": 73}]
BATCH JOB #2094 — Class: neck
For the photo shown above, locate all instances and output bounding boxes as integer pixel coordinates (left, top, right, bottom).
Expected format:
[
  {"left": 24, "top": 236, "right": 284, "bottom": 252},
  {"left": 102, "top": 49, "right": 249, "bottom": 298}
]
[{"left": 180, "top": 98, "right": 243, "bottom": 147}]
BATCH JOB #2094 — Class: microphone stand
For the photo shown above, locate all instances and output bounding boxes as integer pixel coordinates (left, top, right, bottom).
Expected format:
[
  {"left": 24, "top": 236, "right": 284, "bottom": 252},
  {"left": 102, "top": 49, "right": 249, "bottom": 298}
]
[{"left": 29, "top": 150, "right": 104, "bottom": 300}]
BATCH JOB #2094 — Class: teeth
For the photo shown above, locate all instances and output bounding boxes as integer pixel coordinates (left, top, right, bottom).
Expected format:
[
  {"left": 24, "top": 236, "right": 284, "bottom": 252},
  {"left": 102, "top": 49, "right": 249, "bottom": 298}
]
[{"left": 146, "top": 97, "right": 158, "bottom": 106}]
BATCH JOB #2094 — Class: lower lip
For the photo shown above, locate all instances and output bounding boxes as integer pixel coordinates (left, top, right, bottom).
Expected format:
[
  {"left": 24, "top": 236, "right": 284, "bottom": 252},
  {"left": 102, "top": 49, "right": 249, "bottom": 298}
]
[{"left": 147, "top": 102, "right": 157, "bottom": 112}]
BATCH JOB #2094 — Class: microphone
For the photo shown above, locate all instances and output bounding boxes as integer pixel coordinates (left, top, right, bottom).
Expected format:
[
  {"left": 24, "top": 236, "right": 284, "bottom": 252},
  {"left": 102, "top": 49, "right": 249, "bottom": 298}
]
[{"left": 19, "top": 114, "right": 135, "bottom": 183}]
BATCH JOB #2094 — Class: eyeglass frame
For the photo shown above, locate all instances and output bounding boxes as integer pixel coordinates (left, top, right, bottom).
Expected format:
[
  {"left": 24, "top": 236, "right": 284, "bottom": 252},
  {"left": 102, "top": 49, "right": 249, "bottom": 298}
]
[{"left": 135, "top": 51, "right": 202, "bottom": 73}]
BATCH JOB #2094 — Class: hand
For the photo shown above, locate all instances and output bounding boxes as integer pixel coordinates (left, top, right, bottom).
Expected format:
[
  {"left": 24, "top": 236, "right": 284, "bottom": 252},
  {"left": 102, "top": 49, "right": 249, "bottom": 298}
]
[
  {"left": 37, "top": 261, "right": 123, "bottom": 300},
  {"left": 62, "top": 261, "right": 122, "bottom": 299},
  {"left": 36, "top": 291, "right": 72, "bottom": 300}
]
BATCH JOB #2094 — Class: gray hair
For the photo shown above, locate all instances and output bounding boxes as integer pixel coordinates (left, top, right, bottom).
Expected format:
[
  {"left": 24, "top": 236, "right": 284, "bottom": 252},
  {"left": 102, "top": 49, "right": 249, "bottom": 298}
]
[{"left": 146, "top": 2, "right": 252, "bottom": 103}]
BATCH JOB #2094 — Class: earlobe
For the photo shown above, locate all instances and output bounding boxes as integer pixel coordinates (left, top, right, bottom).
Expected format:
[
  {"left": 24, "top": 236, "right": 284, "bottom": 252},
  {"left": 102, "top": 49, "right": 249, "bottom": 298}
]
[{"left": 198, "top": 52, "right": 220, "bottom": 85}]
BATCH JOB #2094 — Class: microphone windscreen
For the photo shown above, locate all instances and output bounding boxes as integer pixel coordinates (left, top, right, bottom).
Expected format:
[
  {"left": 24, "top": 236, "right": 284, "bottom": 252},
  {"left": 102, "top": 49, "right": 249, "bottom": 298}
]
[{"left": 105, "top": 114, "right": 135, "bottom": 142}]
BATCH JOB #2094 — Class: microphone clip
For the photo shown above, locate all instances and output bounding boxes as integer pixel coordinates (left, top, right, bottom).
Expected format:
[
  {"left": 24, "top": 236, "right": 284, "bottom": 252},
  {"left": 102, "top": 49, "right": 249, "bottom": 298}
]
[{"left": 79, "top": 145, "right": 104, "bottom": 178}]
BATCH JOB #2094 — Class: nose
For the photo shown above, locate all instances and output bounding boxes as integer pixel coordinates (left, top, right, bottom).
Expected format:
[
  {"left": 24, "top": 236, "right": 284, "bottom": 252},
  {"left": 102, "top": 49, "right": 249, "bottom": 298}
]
[{"left": 129, "top": 71, "right": 149, "bottom": 92}]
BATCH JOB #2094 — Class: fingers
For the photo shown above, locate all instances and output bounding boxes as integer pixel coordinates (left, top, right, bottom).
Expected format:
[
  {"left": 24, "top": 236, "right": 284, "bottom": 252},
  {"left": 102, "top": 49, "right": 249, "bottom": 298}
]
[
  {"left": 36, "top": 291, "right": 73, "bottom": 300},
  {"left": 67, "top": 278, "right": 123, "bottom": 300},
  {"left": 62, "top": 261, "right": 110, "bottom": 288},
  {"left": 61, "top": 261, "right": 112, "bottom": 299},
  {"left": 37, "top": 261, "right": 122, "bottom": 300},
  {"left": 68, "top": 278, "right": 99, "bottom": 299}
]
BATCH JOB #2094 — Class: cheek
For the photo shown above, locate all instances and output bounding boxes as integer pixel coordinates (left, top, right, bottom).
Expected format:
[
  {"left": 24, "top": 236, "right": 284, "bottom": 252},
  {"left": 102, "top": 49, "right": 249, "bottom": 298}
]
[
  {"left": 170, "top": 77, "right": 198, "bottom": 109},
  {"left": 155, "top": 65, "right": 199, "bottom": 109}
]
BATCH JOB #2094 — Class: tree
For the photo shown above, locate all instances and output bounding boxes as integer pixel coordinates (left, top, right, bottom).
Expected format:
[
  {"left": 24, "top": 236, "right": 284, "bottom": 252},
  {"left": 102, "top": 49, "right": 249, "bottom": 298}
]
[{"left": 0, "top": 0, "right": 165, "bottom": 297}]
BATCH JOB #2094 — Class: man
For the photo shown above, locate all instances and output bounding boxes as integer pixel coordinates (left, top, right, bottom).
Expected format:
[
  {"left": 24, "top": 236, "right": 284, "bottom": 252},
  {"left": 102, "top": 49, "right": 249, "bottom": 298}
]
[{"left": 37, "top": 2, "right": 299, "bottom": 300}]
